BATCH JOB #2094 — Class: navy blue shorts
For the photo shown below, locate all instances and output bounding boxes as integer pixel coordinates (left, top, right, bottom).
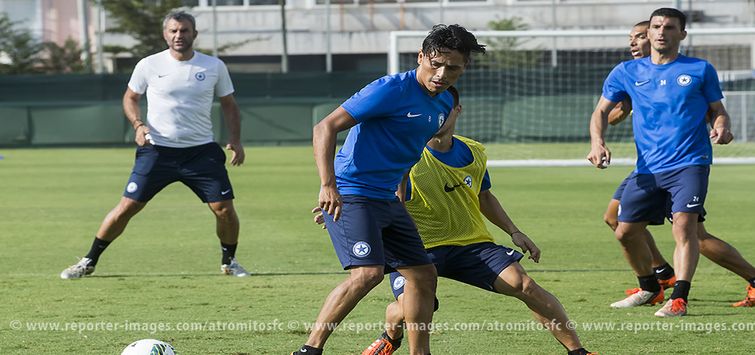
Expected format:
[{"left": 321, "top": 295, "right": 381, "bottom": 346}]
[
  {"left": 389, "top": 242, "right": 524, "bottom": 299},
  {"left": 123, "top": 143, "right": 234, "bottom": 203},
  {"left": 322, "top": 195, "right": 431, "bottom": 270},
  {"left": 618, "top": 165, "right": 709, "bottom": 224},
  {"left": 613, "top": 174, "right": 665, "bottom": 225}
]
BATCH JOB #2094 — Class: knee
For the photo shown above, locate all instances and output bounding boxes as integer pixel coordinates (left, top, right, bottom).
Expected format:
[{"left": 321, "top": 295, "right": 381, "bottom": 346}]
[
  {"left": 614, "top": 228, "right": 631, "bottom": 244},
  {"left": 410, "top": 265, "right": 438, "bottom": 291},
  {"left": 350, "top": 267, "right": 385, "bottom": 291},
  {"left": 508, "top": 275, "right": 539, "bottom": 298},
  {"left": 211, "top": 204, "right": 238, "bottom": 223},
  {"left": 113, "top": 199, "right": 144, "bottom": 219}
]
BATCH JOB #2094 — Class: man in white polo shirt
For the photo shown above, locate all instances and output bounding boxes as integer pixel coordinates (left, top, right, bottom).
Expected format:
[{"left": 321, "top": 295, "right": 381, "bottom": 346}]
[{"left": 60, "top": 11, "right": 249, "bottom": 279}]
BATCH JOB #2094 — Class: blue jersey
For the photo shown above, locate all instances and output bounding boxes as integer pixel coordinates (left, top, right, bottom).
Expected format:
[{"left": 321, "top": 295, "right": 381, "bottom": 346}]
[
  {"left": 337, "top": 70, "right": 454, "bottom": 199},
  {"left": 602, "top": 55, "right": 723, "bottom": 173}
]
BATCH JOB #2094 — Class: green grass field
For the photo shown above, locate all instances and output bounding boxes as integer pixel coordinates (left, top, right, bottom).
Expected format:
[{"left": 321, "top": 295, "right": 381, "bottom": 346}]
[{"left": 1, "top": 146, "right": 754, "bottom": 354}]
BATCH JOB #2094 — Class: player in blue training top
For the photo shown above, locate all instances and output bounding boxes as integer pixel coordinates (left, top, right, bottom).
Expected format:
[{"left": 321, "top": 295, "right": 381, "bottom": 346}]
[
  {"left": 588, "top": 8, "right": 734, "bottom": 317},
  {"left": 603, "top": 21, "right": 755, "bottom": 310},
  {"left": 291, "top": 25, "right": 485, "bottom": 355},
  {"left": 345, "top": 88, "right": 596, "bottom": 355}
]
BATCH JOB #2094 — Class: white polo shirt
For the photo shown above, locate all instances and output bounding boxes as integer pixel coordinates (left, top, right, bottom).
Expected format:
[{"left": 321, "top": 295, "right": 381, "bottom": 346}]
[{"left": 127, "top": 50, "right": 235, "bottom": 148}]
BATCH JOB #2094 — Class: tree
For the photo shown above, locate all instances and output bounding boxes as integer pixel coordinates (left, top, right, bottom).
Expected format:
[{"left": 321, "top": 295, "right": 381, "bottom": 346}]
[
  {"left": 0, "top": 13, "right": 43, "bottom": 74},
  {"left": 482, "top": 17, "right": 541, "bottom": 69},
  {"left": 96, "top": 0, "right": 185, "bottom": 59},
  {"left": 40, "top": 38, "right": 86, "bottom": 74},
  {"left": 97, "top": 0, "right": 257, "bottom": 62}
]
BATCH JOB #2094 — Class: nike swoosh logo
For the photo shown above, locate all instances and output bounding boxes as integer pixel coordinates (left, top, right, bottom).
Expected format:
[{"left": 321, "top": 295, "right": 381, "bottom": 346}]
[
  {"left": 634, "top": 80, "right": 650, "bottom": 86},
  {"left": 655, "top": 268, "right": 666, "bottom": 274},
  {"left": 506, "top": 249, "right": 515, "bottom": 256},
  {"left": 444, "top": 182, "right": 463, "bottom": 192},
  {"left": 221, "top": 189, "right": 232, "bottom": 195},
  {"left": 686, "top": 203, "right": 701, "bottom": 208},
  {"left": 158, "top": 74, "right": 169, "bottom": 78},
  {"left": 407, "top": 112, "right": 422, "bottom": 118}
]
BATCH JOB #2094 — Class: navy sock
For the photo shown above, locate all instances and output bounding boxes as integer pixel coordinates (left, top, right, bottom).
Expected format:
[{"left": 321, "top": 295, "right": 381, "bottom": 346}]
[
  {"left": 567, "top": 348, "right": 590, "bottom": 355},
  {"left": 747, "top": 277, "right": 755, "bottom": 288},
  {"left": 638, "top": 274, "right": 661, "bottom": 293},
  {"left": 670, "top": 280, "right": 691, "bottom": 301},
  {"left": 653, "top": 263, "right": 675, "bottom": 280},
  {"left": 84, "top": 237, "right": 111, "bottom": 266},
  {"left": 220, "top": 242, "right": 237, "bottom": 265},
  {"left": 294, "top": 345, "right": 322, "bottom": 355}
]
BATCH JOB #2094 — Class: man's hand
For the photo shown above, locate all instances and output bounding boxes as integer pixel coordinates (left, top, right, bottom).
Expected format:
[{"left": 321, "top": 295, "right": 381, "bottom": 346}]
[
  {"left": 319, "top": 184, "right": 342, "bottom": 221},
  {"left": 511, "top": 231, "right": 541, "bottom": 263},
  {"left": 135, "top": 125, "right": 151, "bottom": 147},
  {"left": 312, "top": 207, "right": 326, "bottom": 229},
  {"left": 710, "top": 126, "right": 734, "bottom": 145},
  {"left": 587, "top": 143, "right": 611, "bottom": 169},
  {"left": 226, "top": 142, "right": 245, "bottom": 166}
]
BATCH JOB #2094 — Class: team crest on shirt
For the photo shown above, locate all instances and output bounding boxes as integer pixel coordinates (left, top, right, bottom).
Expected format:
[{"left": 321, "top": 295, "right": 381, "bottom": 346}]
[
  {"left": 352, "top": 241, "right": 371, "bottom": 257},
  {"left": 126, "top": 182, "right": 138, "bottom": 193},
  {"left": 393, "top": 276, "right": 406, "bottom": 290},
  {"left": 676, "top": 74, "right": 692, "bottom": 86},
  {"left": 464, "top": 175, "right": 473, "bottom": 188},
  {"left": 195, "top": 72, "right": 206, "bottom": 81},
  {"left": 438, "top": 113, "right": 445, "bottom": 128}
]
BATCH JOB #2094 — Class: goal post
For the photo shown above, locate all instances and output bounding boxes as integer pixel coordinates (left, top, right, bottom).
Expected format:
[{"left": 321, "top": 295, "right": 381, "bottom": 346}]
[{"left": 388, "top": 28, "right": 755, "bottom": 167}]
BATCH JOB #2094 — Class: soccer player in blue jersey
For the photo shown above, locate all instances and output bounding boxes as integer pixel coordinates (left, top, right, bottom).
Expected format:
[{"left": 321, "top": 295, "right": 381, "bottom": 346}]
[
  {"left": 291, "top": 25, "right": 485, "bottom": 355},
  {"left": 588, "top": 8, "right": 734, "bottom": 317},
  {"left": 603, "top": 21, "right": 678, "bottom": 295},
  {"left": 350, "top": 88, "right": 596, "bottom": 355},
  {"left": 604, "top": 21, "right": 755, "bottom": 308}
]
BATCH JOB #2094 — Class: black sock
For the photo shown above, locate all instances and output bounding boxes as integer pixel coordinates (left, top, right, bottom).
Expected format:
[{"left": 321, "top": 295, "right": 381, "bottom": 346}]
[
  {"left": 653, "top": 263, "right": 675, "bottom": 280},
  {"left": 84, "top": 237, "right": 111, "bottom": 266},
  {"left": 567, "top": 348, "right": 589, "bottom": 355},
  {"left": 638, "top": 274, "right": 661, "bottom": 293},
  {"left": 220, "top": 242, "right": 237, "bottom": 265},
  {"left": 384, "top": 331, "right": 402, "bottom": 348},
  {"left": 670, "top": 280, "right": 691, "bottom": 301},
  {"left": 747, "top": 277, "right": 755, "bottom": 288},
  {"left": 295, "top": 345, "right": 322, "bottom": 355}
]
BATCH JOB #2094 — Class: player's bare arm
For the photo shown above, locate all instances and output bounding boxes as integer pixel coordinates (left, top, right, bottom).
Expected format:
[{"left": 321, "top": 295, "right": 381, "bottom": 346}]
[
  {"left": 588, "top": 96, "right": 619, "bottom": 168},
  {"left": 219, "top": 94, "right": 245, "bottom": 166},
  {"left": 478, "top": 189, "right": 541, "bottom": 263},
  {"left": 313, "top": 106, "right": 357, "bottom": 221},
  {"left": 707, "top": 101, "right": 734, "bottom": 144},
  {"left": 607, "top": 98, "right": 632, "bottom": 125},
  {"left": 123, "top": 88, "right": 150, "bottom": 147}
]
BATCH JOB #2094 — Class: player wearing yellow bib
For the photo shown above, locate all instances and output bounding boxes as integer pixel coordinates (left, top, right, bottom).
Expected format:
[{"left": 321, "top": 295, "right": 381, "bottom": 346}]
[{"left": 358, "top": 91, "right": 595, "bottom": 355}]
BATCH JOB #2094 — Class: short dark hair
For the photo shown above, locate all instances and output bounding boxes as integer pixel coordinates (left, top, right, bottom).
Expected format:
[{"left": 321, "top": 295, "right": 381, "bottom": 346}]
[
  {"left": 422, "top": 24, "right": 486, "bottom": 64},
  {"left": 163, "top": 11, "right": 196, "bottom": 32},
  {"left": 633, "top": 20, "right": 650, "bottom": 28},
  {"left": 649, "top": 8, "right": 686, "bottom": 31}
]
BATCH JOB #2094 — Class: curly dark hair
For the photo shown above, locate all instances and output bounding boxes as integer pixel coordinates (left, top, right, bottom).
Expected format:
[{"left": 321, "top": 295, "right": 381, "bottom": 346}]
[{"left": 421, "top": 24, "right": 486, "bottom": 64}]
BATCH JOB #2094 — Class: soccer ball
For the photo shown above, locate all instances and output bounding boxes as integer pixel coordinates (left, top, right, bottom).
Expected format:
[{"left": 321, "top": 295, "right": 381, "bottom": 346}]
[{"left": 121, "top": 339, "right": 176, "bottom": 355}]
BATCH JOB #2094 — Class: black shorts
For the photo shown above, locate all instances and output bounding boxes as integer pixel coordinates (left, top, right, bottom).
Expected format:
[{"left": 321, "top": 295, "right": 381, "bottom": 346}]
[{"left": 123, "top": 143, "right": 233, "bottom": 203}]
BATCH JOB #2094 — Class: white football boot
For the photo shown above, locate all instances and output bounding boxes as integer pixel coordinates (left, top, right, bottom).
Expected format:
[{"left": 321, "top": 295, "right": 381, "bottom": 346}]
[
  {"left": 60, "top": 257, "right": 95, "bottom": 279},
  {"left": 221, "top": 257, "right": 249, "bottom": 277}
]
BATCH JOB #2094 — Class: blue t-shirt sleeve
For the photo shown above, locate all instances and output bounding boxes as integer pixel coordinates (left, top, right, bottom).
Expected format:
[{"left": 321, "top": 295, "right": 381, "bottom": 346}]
[
  {"left": 341, "top": 76, "right": 403, "bottom": 123},
  {"left": 481, "top": 169, "right": 491, "bottom": 191},
  {"left": 602, "top": 64, "right": 628, "bottom": 103},
  {"left": 701, "top": 62, "right": 724, "bottom": 103}
]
